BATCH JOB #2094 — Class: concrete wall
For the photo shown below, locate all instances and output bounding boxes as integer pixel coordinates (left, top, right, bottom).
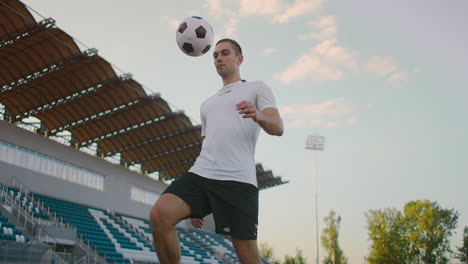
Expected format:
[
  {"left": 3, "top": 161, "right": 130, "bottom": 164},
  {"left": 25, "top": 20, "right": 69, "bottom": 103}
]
[
  {"left": 0, "top": 120, "right": 167, "bottom": 220},
  {"left": 0, "top": 121, "right": 222, "bottom": 232}
]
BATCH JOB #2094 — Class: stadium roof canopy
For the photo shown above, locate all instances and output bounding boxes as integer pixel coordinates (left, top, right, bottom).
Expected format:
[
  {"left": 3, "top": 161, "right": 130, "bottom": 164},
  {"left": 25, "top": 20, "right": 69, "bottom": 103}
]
[{"left": 0, "top": 0, "right": 288, "bottom": 189}]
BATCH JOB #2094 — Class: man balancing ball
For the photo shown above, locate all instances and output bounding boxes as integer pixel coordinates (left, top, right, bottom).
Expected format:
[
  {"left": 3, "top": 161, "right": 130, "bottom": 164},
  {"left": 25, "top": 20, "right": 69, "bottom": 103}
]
[{"left": 150, "top": 38, "right": 284, "bottom": 264}]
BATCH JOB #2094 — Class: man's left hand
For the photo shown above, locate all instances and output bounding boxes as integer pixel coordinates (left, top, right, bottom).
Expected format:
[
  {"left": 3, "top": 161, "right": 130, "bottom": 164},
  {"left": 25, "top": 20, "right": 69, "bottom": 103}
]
[{"left": 236, "top": 101, "right": 258, "bottom": 121}]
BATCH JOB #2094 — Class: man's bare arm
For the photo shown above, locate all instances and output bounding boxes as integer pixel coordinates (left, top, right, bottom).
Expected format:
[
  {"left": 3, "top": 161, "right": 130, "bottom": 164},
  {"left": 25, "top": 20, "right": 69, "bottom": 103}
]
[{"left": 236, "top": 101, "right": 284, "bottom": 136}]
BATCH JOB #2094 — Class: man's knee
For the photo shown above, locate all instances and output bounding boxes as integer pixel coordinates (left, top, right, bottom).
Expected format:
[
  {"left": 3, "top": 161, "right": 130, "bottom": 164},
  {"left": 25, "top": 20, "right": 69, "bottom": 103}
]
[
  {"left": 150, "top": 201, "right": 173, "bottom": 229},
  {"left": 149, "top": 194, "right": 191, "bottom": 231},
  {"left": 149, "top": 203, "right": 164, "bottom": 228}
]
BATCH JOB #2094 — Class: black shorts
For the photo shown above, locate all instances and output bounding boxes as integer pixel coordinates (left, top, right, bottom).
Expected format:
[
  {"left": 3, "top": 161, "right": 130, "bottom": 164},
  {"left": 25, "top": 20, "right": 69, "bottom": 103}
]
[{"left": 163, "top": 172, "right": 259, "bottom": 240}]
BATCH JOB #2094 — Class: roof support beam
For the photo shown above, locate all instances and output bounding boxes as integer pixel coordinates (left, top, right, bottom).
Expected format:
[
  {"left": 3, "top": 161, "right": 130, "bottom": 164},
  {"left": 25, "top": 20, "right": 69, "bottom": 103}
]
[
  {"left": 0, "top": 49, "right": 97, "bottom": 95},
  {"left": 50, "top": 97, "right": 144, "bottom": 135},
  {"left": 80, "top": 111, "right": 185, "bottom": 147},
  {"left": 129, "top": 141, "right": 201, "bottom": 165},
  {"left": 0, "top": 18, "right": 55, "bottom": 49},
  {"left": 13, "top": 75, "right": 125, "bottom": 120},
  {"left": 50, "top": 93, "right": 166, "bottom": 135},
  {"left": 149, "top": 157, "right": 196, "bottom": 176},
  {"left": 104, "top": 125, "right": 201, "bottom": 156}
]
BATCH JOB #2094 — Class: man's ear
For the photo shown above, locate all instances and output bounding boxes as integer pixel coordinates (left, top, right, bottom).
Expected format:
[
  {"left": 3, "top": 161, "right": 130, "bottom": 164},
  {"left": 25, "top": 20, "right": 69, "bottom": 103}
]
[{"left": 237, "top": 54, "right": 244, "bottom": 65}]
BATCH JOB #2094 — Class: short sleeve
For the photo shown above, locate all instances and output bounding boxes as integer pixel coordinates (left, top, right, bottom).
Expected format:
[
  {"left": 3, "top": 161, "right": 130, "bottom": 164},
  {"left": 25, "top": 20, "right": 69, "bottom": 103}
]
[
  {"left": 200, "top": 103, "right": 206, "bottom": 137},
  {"left": 256, "top": 82, "right": 278, "bottom": 111}
]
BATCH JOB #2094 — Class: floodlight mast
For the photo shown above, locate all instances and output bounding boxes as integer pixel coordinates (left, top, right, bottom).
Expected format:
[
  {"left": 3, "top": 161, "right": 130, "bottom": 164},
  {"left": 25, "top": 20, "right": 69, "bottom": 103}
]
[{"left": 305, "top": 134, "right": 325, "bottom": 264}]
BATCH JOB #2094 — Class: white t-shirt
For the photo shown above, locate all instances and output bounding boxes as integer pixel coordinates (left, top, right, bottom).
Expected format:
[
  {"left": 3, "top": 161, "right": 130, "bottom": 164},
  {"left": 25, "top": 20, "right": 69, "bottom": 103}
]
[{"left": 189, "top": 80, "right": 278, "bottom": 187}]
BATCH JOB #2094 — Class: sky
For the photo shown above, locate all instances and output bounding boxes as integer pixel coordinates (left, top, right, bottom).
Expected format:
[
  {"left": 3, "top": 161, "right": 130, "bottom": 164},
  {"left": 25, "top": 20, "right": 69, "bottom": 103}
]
[{"left": 18, "top": 0, "right": 468, "bottom": 263}]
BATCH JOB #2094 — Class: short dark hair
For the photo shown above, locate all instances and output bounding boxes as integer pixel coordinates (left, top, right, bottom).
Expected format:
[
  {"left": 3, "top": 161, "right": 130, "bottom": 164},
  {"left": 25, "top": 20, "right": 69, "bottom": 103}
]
[{"left": 216, "top": 38, "right": 243, "bottom": 56}]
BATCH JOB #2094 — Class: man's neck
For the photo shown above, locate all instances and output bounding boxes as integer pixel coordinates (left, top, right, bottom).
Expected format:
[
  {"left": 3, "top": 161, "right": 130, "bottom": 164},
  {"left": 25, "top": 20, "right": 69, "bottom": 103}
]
[{"left": 222, "top": 74, "right": 241, "bottom": 86}]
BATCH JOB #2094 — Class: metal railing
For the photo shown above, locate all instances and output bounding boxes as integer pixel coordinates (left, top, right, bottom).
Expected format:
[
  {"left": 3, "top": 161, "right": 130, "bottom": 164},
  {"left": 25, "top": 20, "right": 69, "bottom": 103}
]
[
  {"left": 10, "top": 177, "right": 72, "bottom": 229},
  {"left": 0, "top": 240, "right": 47, "bottom": 264},
  {"left": 1, "top": 179, "right": 106, "bottom": 264},
  {"left": 0, "top": 185, "right": 69, "bottom": 264}
]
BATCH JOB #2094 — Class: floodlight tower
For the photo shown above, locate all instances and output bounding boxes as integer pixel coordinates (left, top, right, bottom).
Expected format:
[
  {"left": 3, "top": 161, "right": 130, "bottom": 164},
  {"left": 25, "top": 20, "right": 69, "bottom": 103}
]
[{"left": 305, "top": 134, "right": 325, "bottom": 264}]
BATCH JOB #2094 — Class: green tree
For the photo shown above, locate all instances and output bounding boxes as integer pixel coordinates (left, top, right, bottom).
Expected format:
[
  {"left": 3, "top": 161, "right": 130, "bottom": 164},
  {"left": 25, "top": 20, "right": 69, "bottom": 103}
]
[
  {"left": 366, "top": 200, "right": 459, "bottom": 264},
  {"left": 366, "top": 208, "right": 411, "bottom": 264},
  {"left": 455, "top": 226, "right": 468, "bottom": 262},
  {"left": 404, "top": 200, "right": 459, "bottom": 264},
  {"left": 259, "top": 242, "right": 281, "bottom": 264},
  {"left": 283, "top": 249, "right": 307, "bottom": 264},
  {"left": 321, "top": 210, "right": 348, "bottom": 264}
]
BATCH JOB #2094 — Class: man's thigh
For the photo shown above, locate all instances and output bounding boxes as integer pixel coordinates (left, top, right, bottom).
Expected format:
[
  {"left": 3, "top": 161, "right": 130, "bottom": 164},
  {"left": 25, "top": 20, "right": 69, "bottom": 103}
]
[{"left": 162, "top": 172, "right": 212, "bottom": 219}]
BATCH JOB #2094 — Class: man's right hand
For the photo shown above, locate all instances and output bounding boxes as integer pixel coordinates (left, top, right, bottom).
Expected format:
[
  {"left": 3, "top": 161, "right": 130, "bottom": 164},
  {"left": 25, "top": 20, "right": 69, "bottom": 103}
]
[{"left": 190, "top": 218, "right": 204, "bottom": 228}]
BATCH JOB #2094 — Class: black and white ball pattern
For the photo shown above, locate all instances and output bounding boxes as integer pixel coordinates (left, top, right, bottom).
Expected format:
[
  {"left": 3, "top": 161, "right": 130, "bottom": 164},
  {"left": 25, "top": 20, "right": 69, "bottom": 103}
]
[{"left": 176, "top": 16, "right": 214, "bottom": 57}]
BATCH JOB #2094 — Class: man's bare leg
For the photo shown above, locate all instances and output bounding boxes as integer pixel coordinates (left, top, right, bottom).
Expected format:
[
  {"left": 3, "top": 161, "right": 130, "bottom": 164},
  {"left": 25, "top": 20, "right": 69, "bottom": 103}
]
[
  {"left": 149, "top": 193, "right": 191, "bottom": 264},
  {"left": 232, "top": 238, "right": 262, "bottom": 264}
]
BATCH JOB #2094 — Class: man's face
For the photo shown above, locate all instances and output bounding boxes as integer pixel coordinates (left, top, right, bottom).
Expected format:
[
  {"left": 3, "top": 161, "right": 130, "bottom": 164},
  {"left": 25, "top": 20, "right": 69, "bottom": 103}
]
[{"left": 213, "top": 42, "right": 242, "bottom": 77}]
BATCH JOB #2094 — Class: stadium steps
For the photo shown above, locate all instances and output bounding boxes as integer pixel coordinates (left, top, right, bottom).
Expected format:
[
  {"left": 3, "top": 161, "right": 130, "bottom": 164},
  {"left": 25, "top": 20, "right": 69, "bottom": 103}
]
[
  {"left": 114, "top": 213, "right": 154, "bottom": 249},
  {"left": 34, "top": 194, "right": 127, "bottom": 264},
  {"left": 103, "top": 210, "right": 153, "bottom": 251},
  {"left": 118, "top": 212, "right": 222, "bottom": 264},
  {"left": 117, "top": 213, "right": 154, "bottom": 244},
  {"left": 15, "top": 189, "right": 241, "bottom": 264},
  {"left": 0, "top": 209, "right": 30, "bottom": 243},
  {"left": 185, "top": 228, "right": 239, "bottom": 264},
  {"left": 1, "top": 183, "right": 77, "bottom": 264},
  {"left": 89, "top": 208, "right": 157, "bottom": 263},
  {"left": 177, "top": 227, "right": 222, "bottom": 264},
  {"left": 114, "top": 213, "right": 208, "bottom": 264}
]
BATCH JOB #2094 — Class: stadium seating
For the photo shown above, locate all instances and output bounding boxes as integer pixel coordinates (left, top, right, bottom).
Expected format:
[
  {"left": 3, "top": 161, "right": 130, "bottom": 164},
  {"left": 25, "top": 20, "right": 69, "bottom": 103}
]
[
  {"left": 186, "top": 228, "right": 240, "bottom": 264},
  {"left": 29, "top": 192, "right": 243, "bottom": 264},
  {"left": 0, "top": 211, "right": 30, "bottom": 243},
  {"left": 6, "top": 187, "right": 49, "bottom": 219},
  {"left": 34, "top": 194, "right": 131, "bottom": 264},
  {"left": 89, "top": 208, "right": 156, "bottom": 263},
  {"left": 118, "top": 213, "right": 240, "bottom": 264}
]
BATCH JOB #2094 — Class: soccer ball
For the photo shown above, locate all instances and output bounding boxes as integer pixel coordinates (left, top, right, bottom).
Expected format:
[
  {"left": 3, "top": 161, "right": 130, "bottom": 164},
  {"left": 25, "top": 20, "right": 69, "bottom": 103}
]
[{"left": 176, "top": 16, "right": 214, "bottom": 57}]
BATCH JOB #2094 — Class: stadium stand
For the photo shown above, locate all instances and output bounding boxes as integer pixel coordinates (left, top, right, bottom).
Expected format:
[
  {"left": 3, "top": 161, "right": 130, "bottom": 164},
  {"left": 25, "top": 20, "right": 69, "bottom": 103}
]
[
  {"left": 5, "top": 187, "right": 48, "bottom": 219},
  {"left": 31, "top": 192, "right": 243, "bottom": 264},
  {"left": 0, "top": 210, "right": 29, "bottom": 243},
  {"left": 0, "top": 0, "right": 287, "bottom": 262},
  {"left": 118, "top": 212, "right": 237, "bottom": 264},
  {"left": 33, "top": 193, "right": 130, "bottom": 263}
]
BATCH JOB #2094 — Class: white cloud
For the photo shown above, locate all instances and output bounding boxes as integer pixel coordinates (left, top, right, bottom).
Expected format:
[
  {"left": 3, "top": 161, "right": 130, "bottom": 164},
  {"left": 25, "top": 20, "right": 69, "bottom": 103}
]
[
  {"left": 298, "top": 15, "right": 337, "bottom": 41},
  {"left": 205, "top": 0, "right": 239, "bottom": 38},
  {"left": 313, "top": 39, "right": 359, "bottom": 71},
  {"left": 387, "top": 71, "right": 409, "bottom": 84},
  {"left": 363, "top": 56, "right": 412, "bottom": 83},
  {"left": 161, "top": 16, "right": 180, "bottom": 31},
  {"left": 239, "top": 0, "right": 324, "bottom": 23},
  {"left": 205, "top": 0, "right": 225, "bottom": 19},
  {"left": 312, "top": 15, "right": 336, "bottom": 29},
  {"left": 276, "top": 14, "right": 359, "bottom": 85},
  {"left": 364, "top": 56, "right": 398, "bottom": 75},
  {"left": 293, "top": 14, "right": 414, "bottom": 85},
  {"left": 281, "top": 98, "right": 360, "bottom": 128},
  {"left": 273, "top": 54, "right": 342, "bottom": 84},
  {"left": 273, "top": 0, "right": 324, "bottom": 23},
  {"left": 239, "top": 0, "right": 284, "bottom": 16},
  {"left": 219, "top": 16, "right": 239, "bottom": 38},
  {"left": 262, "top": 48, "right": 280, "bottom": 56},
  {"left": 274, "top": 39, "right": 358, "bottom": 84}
]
